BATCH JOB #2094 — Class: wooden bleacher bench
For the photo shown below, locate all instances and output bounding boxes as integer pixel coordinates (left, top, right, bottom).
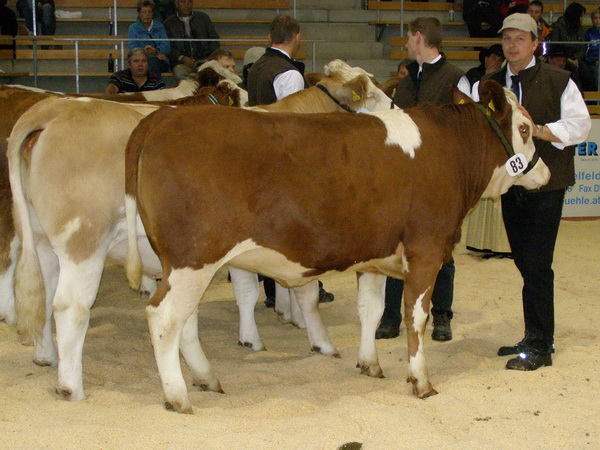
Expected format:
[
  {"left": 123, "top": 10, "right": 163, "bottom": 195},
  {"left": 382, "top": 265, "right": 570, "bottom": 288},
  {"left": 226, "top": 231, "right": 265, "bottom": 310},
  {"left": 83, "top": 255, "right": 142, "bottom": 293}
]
[
  {"left": 6, "top": 0, "right": 289, "bottom": 8},
  {"left": 391, "top": 36, "right": 500, "bottom": 47},
  {"left": 368, "top": 1, "right": 462, "bottom": 12},
  {"left": 0, "top": 34, "right": 307, "bottom": 60},
  {"left": 390, "top": 36, "right": 498, "bottom": 61},
  {"left": 391, "top": 48, "right": 480, "bottom": 60},
  {"left": 584, "top": 91, "right": 600, "bottom": 101}
]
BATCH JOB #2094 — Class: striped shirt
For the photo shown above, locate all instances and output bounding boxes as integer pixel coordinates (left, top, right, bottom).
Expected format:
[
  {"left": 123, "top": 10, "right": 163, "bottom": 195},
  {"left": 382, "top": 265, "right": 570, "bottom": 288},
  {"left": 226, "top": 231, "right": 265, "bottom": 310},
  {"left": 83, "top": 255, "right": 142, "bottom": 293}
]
[{"left": 107, "top": 69, "right": 166, "bottom": 93}]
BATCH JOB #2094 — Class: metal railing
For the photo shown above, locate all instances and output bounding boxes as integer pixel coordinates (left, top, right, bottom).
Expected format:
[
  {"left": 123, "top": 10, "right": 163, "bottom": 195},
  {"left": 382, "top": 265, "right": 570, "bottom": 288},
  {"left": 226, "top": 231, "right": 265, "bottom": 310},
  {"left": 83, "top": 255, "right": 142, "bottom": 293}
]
[{"left": 0, "top": 35, "right": 323, "bottom": 92}]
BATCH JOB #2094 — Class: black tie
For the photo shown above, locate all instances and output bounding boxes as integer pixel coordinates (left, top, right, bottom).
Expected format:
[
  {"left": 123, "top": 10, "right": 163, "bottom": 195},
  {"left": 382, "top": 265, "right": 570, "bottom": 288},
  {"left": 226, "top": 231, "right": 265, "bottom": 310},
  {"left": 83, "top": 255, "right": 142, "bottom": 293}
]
[{"left": 510, "top": 74, "right": 521, "bottom": 103}]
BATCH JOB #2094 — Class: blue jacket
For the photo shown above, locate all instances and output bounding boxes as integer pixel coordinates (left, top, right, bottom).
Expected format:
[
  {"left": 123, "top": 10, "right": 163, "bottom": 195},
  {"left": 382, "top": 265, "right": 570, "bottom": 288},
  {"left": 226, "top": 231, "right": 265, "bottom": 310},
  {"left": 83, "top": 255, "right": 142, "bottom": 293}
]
[
  {"left": 585, "top": 26, "right": 600, "bottom": 64},
  {"left": 127, "top": 17, "right": 171, "bottom": 56}
]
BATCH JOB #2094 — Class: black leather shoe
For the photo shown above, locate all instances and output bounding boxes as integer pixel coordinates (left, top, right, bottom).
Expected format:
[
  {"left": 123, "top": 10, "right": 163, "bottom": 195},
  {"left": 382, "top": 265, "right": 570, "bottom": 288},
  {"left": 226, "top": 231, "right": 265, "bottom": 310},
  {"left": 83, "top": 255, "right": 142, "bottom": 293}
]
[
  {"left": 318, "top": 287, "right": 334, "bottom": 303},
  {"left": 264, "top": 297, "right": 275, "bottom": 308},
  {"left": 506, "top": 351, "right": 552, "bottom": 371},
  {"left": 375, "top": 323, "right": 401, "bottom": 339},
  {"left": 432, "top": 315, "right": 452, "bottom": 341},
  {"left": 498, "top": 343, "right": 527, "bottom": 356},
  {"left": 499, "top": 342, "right": 555, "bottom": 356}
]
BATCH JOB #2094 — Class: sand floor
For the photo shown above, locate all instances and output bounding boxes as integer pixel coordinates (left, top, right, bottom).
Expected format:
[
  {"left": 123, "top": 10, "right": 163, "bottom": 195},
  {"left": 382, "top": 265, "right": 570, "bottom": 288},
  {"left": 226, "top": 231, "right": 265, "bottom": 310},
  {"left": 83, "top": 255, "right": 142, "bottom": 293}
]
[{"left": 0, "top": 219, "right": 599, "bottom": 449}]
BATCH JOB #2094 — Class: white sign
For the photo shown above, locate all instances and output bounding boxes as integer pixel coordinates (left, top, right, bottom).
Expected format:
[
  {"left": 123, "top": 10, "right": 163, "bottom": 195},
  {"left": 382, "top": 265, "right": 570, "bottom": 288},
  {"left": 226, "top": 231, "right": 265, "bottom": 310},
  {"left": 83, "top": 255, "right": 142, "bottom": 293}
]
[{"left": 562, "top": 118, "right": 600, "bottom": 218}]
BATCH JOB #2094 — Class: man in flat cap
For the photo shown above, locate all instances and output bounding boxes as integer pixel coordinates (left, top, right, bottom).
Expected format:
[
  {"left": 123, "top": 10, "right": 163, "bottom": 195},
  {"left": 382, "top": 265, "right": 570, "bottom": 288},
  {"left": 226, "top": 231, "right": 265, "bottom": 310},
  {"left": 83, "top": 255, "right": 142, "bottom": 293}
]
[{"left": 471, "top": 13, "right": 590, "bottom": 371}]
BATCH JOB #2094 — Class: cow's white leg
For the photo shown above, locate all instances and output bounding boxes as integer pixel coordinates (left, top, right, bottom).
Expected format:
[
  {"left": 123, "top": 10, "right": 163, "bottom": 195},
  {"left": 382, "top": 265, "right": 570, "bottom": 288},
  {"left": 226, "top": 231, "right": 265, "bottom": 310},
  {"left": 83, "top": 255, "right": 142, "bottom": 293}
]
[
  {"left": 229, "top": 267, "right": 264, "bottom": 351},
  {"left": 52, "top": 253, "right": 106, "bottom": 401},
  {"left": 293, "top": 280, "right": 339, "bottom": 357},
  {"left": 179, "top": 307, "right": 222, "bottom": 392},
  {"left": 147, "top": 267, "right": 215, "bottom": 414},
  {"left": 288, "top": 289, "right": 307, "bottom": 329},
  {"left": 0, "top": 234, "right": 20, "bottom": 325},
  {"left": 32, "top": 241, "right": 60, "bottom": 367},
  {"left": 139, "top": 274, "right": 157, "bottom": 298},
  {"left": 403, "top": 270, "right": 437, "bottom": 398},
  {"left": 274, "top": 282, "right": 292, "bottom": 324},
  {"left": 356, "top": 272, "right": 386, "bottom": 378}
]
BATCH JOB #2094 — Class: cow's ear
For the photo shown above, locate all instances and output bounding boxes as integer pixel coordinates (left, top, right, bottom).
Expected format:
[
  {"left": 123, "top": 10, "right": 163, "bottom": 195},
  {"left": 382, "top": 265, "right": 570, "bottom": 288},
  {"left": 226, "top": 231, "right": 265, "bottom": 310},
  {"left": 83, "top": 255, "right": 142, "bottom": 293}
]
[
  {"left": 338, "top": 74, "right": 369, "bottom": 106},
  {"left": 452, "top": 85, "right": 473, "bottom": 105},
  {"left": 478, "top": 79, "right": 511, "bottom": 122},
  {"left": 197, "top": 68, "right": 223, "bottom": 88}
]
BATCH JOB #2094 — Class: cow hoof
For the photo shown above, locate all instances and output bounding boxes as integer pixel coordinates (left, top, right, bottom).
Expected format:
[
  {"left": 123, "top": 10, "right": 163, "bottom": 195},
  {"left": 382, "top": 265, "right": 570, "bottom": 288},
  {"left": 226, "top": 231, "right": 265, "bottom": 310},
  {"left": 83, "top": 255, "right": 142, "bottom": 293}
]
[
  {"left": 55, "top": 386, "right": 72, "bottom": 398},
  {"left": 33, "top": 358, "right": 54, "bottom": 367},
  {"left": 357, "top": 363, "right": 384, "bottom": 378},
  {"left": 418, "top": 389, "right": 439, "bottom": 399},
  {"left": 238, "top": 341, "right": 266, "bottom": 352},
  {"left": 291, "top": 321, "right": 307, "bottom": 330},
  {"left": 17, "top": 330, "right": 34, "bottom": 346},
  {"left": 164, "top": 401, "right": 194, "bottom": 414},
  {"left": 193, "top": 381, "right": 224, "bottom": 394},
  {"left": 311, "top": 346, "right": 341, "bottom": 358},
  {"left": 407, "top": 377, "right": 438, "bottom": 398},
  {"left": 275, "top": 312, "right": 292, "bottom": 325}
]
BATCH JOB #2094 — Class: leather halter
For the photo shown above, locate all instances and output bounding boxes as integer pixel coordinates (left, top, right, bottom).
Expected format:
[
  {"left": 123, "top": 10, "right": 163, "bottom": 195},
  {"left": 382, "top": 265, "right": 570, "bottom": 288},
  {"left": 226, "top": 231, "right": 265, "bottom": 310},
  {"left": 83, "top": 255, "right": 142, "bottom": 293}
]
[
  {"left": 474, "top": 103, "right": 540, "bottom": 175},
  {"left": 315, "top": 83, "right": 356, "bottom": 113}
]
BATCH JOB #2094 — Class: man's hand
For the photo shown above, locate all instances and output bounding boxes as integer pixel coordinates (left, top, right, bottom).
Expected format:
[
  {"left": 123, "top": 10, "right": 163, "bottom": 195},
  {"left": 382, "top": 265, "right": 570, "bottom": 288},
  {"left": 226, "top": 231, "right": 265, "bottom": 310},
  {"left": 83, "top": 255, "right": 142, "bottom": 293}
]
[
  {"left": 144, "top": 45, "right": 158, "bottom": 56},
  {"left": 181, "top": 56, "right": 195, "bottom": 68}
]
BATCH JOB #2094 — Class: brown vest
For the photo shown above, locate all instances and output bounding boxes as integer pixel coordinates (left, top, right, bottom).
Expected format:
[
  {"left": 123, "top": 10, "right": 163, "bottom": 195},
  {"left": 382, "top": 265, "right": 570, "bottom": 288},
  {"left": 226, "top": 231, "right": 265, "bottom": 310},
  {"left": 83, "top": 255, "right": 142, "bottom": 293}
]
[
  {"left": 393, "top": 54, "right": 464, "bottom": 108},
  {"left": 247, "top": 48, "right": 305, "bottom": 106},
  {"left": 488, "top": 62, "right": 574, "bottom": 191}
]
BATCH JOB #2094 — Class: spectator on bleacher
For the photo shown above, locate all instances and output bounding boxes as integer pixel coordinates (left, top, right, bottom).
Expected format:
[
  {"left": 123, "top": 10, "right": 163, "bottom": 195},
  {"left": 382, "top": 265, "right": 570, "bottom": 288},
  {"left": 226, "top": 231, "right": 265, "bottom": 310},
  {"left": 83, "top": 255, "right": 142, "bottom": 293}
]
[
  {"left": 16, "top": 0, "right": 55, "bottom": 36},
  {"left": 207, "top": 48, "right": 236, "bottom": 74},
  {"left": 164, "top": 0, "right": 220, "bottom": 81},
  {"left": 0, "top": 0, "right": 18, "bottom": 51},
  {"left": 581, "top": 7, "right": 600, "bottom": 91},
  {"left": 128, "top": 0, "right": 171, "bottom": 76},
  {"left": 462, "top": 0, "right": 504, "bottom": 38},
  {"left": 241, "top": 46, "right": 265, "bottom": 89},
  {"left": 499, "top": 0, "right": 528, "bottom": 18},
  {"left": 380, "top": 58, "right": 414, "bottom": 98},
  {"left": 376, "top": 17, "right": 464, "bottom": 341},
  {"left": 527, "top": 0, "right": 551, "bottom": 41},
  {"left": 544, "top": 43, "right": 582, "bottom": 91},
  {"left": 247, "top": 15, "right": 334, "bottom": 308},
  {"left": 154, "top": 0, "right": 176, "bottom": 23},
  {"left": 104, "top": 47, "right": 165, "bottom": 94},
  {"left": 462, "top": 43, "right": 504, "bottom": 89},
  {"left": 547, "top": 2, "right": 587, "bottom": 65}
]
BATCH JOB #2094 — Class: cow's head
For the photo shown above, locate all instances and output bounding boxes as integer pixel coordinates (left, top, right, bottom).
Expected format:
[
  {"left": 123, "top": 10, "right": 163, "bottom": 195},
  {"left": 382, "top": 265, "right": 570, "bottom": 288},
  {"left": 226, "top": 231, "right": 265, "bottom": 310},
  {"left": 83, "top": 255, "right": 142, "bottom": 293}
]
[
  {"left": 172, "top": 79, "right": 248, "bottom": 107},
  {"left": 196, "top": 60, "right": 243, "bottom": 88},
  {"left": 455, "top": 80, "right": 550, "bottom": 197},
  {"left": 321, "top": 59, "right": 395, "bottom": 112}
]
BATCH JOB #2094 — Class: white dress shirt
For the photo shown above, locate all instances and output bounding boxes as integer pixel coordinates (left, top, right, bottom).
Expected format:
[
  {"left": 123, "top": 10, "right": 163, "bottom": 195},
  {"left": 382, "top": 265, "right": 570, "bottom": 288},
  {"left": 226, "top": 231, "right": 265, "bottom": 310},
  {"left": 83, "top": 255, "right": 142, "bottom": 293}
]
[
  {"left": 468, "top": 57, "right": 591, "bottom": 149},
  {"left": 270, "top": 47, "right": 305, "bottom": 100}
]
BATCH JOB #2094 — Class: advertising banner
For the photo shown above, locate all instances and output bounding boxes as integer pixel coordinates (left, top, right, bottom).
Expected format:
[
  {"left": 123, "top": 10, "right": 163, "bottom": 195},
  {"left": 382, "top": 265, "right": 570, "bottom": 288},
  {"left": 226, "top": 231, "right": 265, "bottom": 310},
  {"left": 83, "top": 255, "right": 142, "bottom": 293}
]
[{"left": 562, "top": 118, "right": 600, "bottom": 218}]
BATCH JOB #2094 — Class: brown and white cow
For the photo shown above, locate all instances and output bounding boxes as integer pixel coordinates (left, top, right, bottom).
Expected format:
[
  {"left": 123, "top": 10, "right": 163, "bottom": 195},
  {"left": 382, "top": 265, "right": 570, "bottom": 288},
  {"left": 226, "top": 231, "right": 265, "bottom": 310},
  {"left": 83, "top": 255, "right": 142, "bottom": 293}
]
[
  {"left": 7, "top": 62, "right": 394, "bottom": 403},
  {"left": 0, "top": 72, "right": 227, "bottom": 326},
  {"left": 123, "top": 80, "right": 550, "bottom": 413}
]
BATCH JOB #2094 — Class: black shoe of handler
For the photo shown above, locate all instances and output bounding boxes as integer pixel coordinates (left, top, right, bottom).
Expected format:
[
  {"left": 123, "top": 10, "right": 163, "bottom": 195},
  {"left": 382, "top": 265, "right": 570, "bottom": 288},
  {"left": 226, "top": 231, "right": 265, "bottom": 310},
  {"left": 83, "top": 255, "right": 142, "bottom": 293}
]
[
  {"left": 498, "top": 341, "right": 555, "bottom": 356},
  {"left": 264, "top": 297, "right": 275, "bottom": 308},
  {"left": 505, "top": 351, "right": 552, "bottom": 371},
  {"left": 375, "top": 323, "right": 401, "bottom": 339},
  {"left": 431, "top": 315, "right": 452, "bottom": 341}
]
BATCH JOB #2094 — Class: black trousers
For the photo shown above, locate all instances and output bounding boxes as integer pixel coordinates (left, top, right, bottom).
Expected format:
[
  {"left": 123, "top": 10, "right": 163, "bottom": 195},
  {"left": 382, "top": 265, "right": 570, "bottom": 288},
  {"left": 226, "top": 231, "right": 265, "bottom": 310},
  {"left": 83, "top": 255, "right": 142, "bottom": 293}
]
[
  {"left": 380, "top": 259, "right": 455, "bottom": 327},
  {"left": 501, "top": 186, "right": 565, "bottom": 354}
]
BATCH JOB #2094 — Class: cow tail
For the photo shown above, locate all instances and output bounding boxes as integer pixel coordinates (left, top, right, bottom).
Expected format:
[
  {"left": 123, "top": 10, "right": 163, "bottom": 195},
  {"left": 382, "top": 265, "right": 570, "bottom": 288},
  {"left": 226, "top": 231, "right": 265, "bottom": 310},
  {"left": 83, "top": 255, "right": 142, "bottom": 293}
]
[
  {"left": 124, "top": 120, "right": 147, "bottom": 291},
  {"left": 7, "top": 113, "right": 49, "bottom": 341}
]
